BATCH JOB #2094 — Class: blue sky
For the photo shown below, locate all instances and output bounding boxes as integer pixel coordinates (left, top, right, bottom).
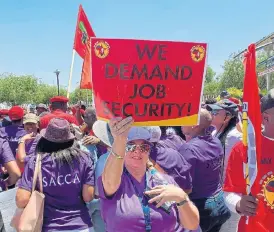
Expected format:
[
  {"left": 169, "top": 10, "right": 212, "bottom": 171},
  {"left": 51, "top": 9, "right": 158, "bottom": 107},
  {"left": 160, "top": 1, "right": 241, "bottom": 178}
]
[{"left": 0, "top": 0, "right": 273, "bottom": 91}]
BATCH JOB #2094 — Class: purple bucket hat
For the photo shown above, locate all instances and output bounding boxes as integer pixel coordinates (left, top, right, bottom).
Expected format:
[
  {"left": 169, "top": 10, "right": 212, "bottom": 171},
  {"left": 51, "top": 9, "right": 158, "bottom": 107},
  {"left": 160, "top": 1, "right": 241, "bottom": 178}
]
[{"left": 40, "top": 118, "right": 75, "bottom": 143}]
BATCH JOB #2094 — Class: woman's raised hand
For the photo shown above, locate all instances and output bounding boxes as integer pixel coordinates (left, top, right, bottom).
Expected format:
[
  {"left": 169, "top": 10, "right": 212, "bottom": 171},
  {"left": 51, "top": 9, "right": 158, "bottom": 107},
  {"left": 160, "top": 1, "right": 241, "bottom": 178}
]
[{"left": 109, "top": 117, "right": 134, "bottom": 140}]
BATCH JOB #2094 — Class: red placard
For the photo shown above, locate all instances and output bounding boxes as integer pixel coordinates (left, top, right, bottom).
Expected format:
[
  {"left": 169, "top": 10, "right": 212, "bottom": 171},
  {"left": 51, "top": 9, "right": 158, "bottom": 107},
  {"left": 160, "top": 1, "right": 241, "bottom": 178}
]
[{"left": 91, "top": 38, "right": 207, "bottom": 126}]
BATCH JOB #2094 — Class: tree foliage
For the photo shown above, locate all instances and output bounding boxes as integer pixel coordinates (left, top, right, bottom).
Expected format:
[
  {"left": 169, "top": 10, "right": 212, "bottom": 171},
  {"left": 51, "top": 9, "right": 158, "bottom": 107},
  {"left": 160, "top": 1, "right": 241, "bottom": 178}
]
[
  {"left": 0, "top": 73, "right": 85, "bottom": 105},
  {"left": 226, "top": 87, "right": 243, "bottom": 99},
  {"left": 218, "top": 57, "right": 244, "bottom": 90},
  {"left": 217, "top": 52, "right": 270, "bottom": 91},
  {"left": 203, "top": 81, "right": 220, "bottom": 96},
  {"left": 205, "top": 66, "right": 216, "bottom": 83},
  {"left": 69, "top": 88, "right": 93, "bottom": 105}
]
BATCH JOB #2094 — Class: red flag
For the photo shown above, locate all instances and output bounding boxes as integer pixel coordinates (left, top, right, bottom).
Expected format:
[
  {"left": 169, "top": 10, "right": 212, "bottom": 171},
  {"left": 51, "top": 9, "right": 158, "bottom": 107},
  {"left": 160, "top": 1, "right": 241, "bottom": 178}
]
[
  {"left": 73, "top": 5, "right": 95, "bottom": 59},
  {"left": 242, "top": 44, "right": 265, "bottom": 231},
  {"left": 80, "top": 38, "right": 92, "bottom": 89}
]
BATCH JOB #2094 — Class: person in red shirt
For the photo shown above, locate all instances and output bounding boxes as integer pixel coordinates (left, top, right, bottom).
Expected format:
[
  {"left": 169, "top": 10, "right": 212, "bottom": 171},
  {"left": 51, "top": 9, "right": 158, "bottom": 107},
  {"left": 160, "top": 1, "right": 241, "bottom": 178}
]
[
  {"left": 39, "top": 96, "right": 78, "bottom": 129},
  {"left": 71, "top": 104, "right": 85, "bottom": 126},
  {"left": 223, "top": 89, "right": 274, "bottom": 232},
  {"left": 0, "top": 109, "right": 9, "bottom": 119}
]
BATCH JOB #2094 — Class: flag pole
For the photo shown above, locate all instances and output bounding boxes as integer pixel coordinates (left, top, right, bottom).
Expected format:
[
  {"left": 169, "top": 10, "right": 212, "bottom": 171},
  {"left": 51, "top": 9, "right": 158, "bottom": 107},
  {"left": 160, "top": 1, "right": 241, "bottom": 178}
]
[
  {"left": 67, "top": 49, "right": 76, "bottom": 98},
  {"left": 243, "top": 103, "right": 251, "bottom": 225}
]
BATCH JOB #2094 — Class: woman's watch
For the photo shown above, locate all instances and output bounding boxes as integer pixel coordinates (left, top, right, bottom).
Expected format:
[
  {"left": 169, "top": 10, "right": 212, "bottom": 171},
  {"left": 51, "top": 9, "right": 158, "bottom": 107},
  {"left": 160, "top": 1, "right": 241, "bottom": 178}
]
[
  {"left": 176, "top": 195, "right": 190, "bottom": 207},
  {"left": 18, "top": 139, "right": 25, "bottom": 145}
]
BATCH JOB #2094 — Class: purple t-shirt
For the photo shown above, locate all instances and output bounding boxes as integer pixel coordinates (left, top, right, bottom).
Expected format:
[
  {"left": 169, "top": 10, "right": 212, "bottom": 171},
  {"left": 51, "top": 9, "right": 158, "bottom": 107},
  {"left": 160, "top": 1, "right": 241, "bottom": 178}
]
[
  {"left": 97, "top": 171, "right": 180, "bottom": 232},
  {"left": 179, "top": 135, "right": 223, "bottom": 199},
  {"left": 27, "top": 134, "right": 40, "bottom": 156},
  {"left": 0, "top": 138, "right": 15, "bottom": 165},
  {"left": 150, "top": 143, "right": 192, "bottom": 190},
  {"left": 25, "top": 139, "right": 35, "bottom": 155},
  {"left": 0, "top": 138, "right": 15, "bottom": 191},
  {"left": 22, "top": 139, "right": 37, "bottom": 165},
  {"left": 160, "top": 134, "right": 185, "bottom": 151},
  {"left": 0, "top": 125, "right": 26, "bottom": 157},
  {"left": 18, "top": 151, "right": 95, "bottom": 231}
]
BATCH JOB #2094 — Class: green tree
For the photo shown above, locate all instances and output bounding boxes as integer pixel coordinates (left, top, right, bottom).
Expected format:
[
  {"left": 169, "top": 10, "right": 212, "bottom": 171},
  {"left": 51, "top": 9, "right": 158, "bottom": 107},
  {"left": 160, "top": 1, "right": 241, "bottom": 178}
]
[
  {"left": 256, "top": 51, "right": 273, "bottom": 90},
  {"left": 218, "top": 56, "right": 244, "bottom": 90},
  {"left": 0, "top": 73, "right": 67, "bottom": 105},
  {"left": 203, "top": 81, "right": 220, "bottom": 95},
  {"left": 226, "top": 87, "right": 243, "bottom": 99},
  {"left": 34, "top": 84, "right": 66, "bottom": 104},
  {"left": 69, "top": 88, "right": 93, "bottom": 105},
  {"left": 218, "top": 52, "right": 269, "bottom": 91},
  {"left": 0, "top": 73, "right": 39, "bottom": 105},
  {"left": 205, "top": 66, "right": 216, "bottom": 83}
]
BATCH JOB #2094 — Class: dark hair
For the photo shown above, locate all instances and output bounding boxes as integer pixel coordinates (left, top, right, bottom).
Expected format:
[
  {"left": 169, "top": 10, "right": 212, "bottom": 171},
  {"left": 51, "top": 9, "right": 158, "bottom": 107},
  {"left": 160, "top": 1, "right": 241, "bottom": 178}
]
[
  {"left": 81, "top": 105, "right": 86, "bottom": 111},
  {"left": 205, "top": 98, "right": 217, "bottom": 104},
  {"left": 12, "top": 119, "right": 22, "bottom": 124},
  {"left": 217, "top": 116, "right": 238, "bottom": 184},
  {"left": 2, "top": 117, "right": 11, "bottom": 127},
  {"left": 160, "top": 126, "right": 186, "bottom": 140},
  {"left": 218, "top": 116, "right": 237, "bottom": 147},
  {"left": 36, "top": 138, "right": 82, "bottom": 165},
  {"left": 51, "top": 102, "right": 67, "bottom": 111}
]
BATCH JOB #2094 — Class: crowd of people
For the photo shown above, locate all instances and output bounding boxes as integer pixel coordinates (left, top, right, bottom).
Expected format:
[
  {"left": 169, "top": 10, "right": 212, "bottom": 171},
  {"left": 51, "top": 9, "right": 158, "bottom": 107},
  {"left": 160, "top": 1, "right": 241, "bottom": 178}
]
[{"left": 0, "top": 89, "right": 273, "bottom": 232}]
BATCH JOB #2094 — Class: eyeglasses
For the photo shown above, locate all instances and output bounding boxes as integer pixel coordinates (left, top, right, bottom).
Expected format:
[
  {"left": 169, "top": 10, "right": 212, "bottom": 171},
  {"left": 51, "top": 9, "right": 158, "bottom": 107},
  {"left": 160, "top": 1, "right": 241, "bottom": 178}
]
[{"left": 126, "top": 143, "right": 151, "bottom": 153}]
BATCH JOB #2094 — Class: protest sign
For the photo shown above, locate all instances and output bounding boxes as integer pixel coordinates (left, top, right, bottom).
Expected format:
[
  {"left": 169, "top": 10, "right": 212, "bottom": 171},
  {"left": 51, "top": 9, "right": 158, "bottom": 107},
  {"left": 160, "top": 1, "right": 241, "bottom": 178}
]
[
  {"left": 0, "top": 188, "right": 17, "bottom": 231},
  {"left": 91, "top": 38, "right": 207, "bottom": 125}
]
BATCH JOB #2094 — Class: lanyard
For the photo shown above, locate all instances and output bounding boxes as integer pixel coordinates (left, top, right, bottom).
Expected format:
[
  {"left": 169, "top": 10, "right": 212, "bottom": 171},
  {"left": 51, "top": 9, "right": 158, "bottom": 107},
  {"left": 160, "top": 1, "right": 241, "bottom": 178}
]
[{"left": 125, "top": 170, "right": 151, "bottom": 232}]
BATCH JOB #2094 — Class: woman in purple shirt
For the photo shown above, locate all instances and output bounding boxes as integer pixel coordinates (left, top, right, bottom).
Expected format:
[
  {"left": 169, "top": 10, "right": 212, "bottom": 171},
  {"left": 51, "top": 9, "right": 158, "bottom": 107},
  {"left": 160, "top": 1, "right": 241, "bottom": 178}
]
[
  {"left": 16, "top": 118, "right": 95, "bottom": 232},
  {"left": 97, "top": 117, "right": 199, "bottom": 232}
]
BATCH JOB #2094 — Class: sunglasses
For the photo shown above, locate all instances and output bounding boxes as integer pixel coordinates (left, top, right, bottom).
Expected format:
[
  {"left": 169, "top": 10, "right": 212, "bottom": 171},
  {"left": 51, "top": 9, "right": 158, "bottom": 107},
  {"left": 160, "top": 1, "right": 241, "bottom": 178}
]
[
  {"left": 210, "top": 110, "right": 220, "bottom": 116},
  {"left": 210, "top": 110, "right": 232, "bottom": 117},
  {"left": 126, "top": 143, "right": 151, "bottom": 153}
]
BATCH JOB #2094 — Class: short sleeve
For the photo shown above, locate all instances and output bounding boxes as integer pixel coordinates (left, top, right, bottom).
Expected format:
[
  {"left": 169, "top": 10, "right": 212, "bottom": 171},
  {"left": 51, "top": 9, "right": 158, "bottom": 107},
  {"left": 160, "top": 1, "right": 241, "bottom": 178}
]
[
  {"left": 225, "top": 130, "right": 242, "bottom": 156},
  {"left": 0, "top": 139, "right": 15, "bottom": 165},
  {"left": 223, "top": 142, "right": 246, "bottom": 194},
  {"left": 94, "top": 153, "right": 109, "bottom": 196},
  {"left": 26, "top": 136, "right": 40, "bottom": 155},
  {"left": 151, "top": 145, "right": 192, "bottom": 190},
  {"left": 24, "top": 153, "right": 34, "bottom": 165},
  {"left": 82, "top": 155, "right": 95, "bottom": 186},
  {"left": 95, "top": 152, "right": 109, "bottom": 180},
  {"left": 97, "top": 176, "right": 106, "bottom": 199},
  {"left": 97, "top": 173, "right": 125, "bottom": 200},
  {"left": 223, "top": 130, "right": 242, "bottom": 180},
  {"left": 17, "top": 156, "right": 36, "bottom": 192},
  {"left": 179, "top": 144, "right": 196, "bottom": 188}
]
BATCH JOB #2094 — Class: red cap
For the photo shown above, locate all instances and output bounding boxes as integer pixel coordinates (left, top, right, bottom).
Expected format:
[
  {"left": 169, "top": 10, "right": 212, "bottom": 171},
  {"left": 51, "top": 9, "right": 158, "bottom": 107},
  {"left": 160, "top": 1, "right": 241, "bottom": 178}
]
[
  {"left": 8, "top": 106, "right": 24, "bottom": 121},
  {"left": 0, "top": 109, "right": 9, "bottom": 115},
  {"left": 50, "top": 96, "right": 69, "bottom": 103},
  {"left": 229, "top": 97, "right": 240, "bottom": 105}
]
